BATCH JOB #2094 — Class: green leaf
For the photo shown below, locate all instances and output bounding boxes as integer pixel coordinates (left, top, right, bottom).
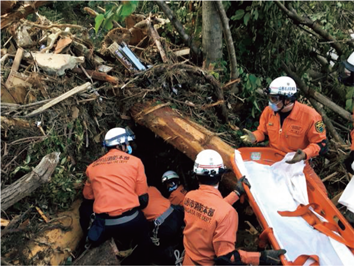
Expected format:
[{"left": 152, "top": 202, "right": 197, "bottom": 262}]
[
  {"left": 244, "top": 12, "right": 251, "bottom": 26},
  {"left": 104, "top": 17, "right": 114, "bottom": 30},
  {"left": 25, "top": 154, "right": 31, "bottom": 164},
  {"left": 254, "top": 9, "right": 259, "bottom": 20},
  {"left": 249, "top": 74, "right": 257, "bottom": 89},
  {"left": 61, "top": 157, "right": 67, "bottom": 165},
  {"left": 95, "top": 14, "right": 105, "bottom": 33},
  {"left": 231, "top": 9, "right": 245, "bottom": 21},
  {"left": 346, "top": 98, "right": 353, "bottom": 112},
  {"left": 121, "top": 1, "right": 138, "bottom": 19}
]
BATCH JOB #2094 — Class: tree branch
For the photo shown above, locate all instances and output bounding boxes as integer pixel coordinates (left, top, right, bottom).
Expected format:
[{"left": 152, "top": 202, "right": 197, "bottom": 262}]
[
  {"left": 214, "top": 1, "right": 239, "bottom": 93},
  {"left": 282, "top": 62, "right": 352, "bottom": 122},
  {"left": 275, "top": 1, "right": 353, "bottom": 55},
  {"left": 281, "top": 62, "right": 346, "bottom": 145},
  {"left": 155, "top": 0, "right": 200, "bottom": 57}
]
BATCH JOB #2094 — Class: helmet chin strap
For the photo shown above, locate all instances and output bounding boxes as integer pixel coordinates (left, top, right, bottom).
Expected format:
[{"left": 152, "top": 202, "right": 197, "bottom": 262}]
[{"left": 277, "top": 100, "right": 294, "bottom": 113}]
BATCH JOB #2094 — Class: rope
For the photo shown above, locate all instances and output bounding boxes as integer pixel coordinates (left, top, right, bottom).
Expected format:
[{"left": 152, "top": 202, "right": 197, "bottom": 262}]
[{"left": 174, "top": 249, "right": 185, "bottom": 266}]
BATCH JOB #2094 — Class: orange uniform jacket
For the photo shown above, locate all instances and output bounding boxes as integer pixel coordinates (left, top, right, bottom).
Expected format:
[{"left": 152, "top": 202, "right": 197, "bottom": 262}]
[
  {"left": 169, "top": 184, "right": 188, "bottom": 206},
  {"left": 253, "top": 101, "right": 326, "bottom": 159},
  {"left": 183, "top": 185, "right": 257, "bottom": 266},
  {"left": 83, "top": 149, "right": 148, "bottom": 217},
  {"left": 142, "top": 186, "right": 171, "bottom": 221}
]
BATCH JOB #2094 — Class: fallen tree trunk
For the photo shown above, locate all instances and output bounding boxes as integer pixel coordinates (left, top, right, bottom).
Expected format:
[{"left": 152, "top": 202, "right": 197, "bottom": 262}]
[
  {"left": 74, "top": 238, "right": 121, "bottom": 265},
  {"left": 1, "top": 152, "right": 60, "bottom": 211},
  {"left": 25, "top": 200, "right": 82, "bottom": 265},
  {"left": 131, "top": 101, "right": 238, "bottom": 191}
]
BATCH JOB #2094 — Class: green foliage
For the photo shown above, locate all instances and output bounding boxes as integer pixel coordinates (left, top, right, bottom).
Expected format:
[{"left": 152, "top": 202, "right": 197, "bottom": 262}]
[
  {"left": 346, "top": 87, "right": 354, "bottom": 112},
  {"left": 12, "top": 120, "right": 89, "bottom": 212},
  {"left": 94, "top": 1, "right": 138, "bottom": 33}
]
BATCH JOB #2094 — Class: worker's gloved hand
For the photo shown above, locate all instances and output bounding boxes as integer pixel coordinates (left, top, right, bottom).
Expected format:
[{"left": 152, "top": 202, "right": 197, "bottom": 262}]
[
  {"left": 343, "top": 151, "right": 354, "bottom": 174},
  {"left": 234, "top": 176, "right": 251, "bottom": 196},
  {"left": 285, "top": 149, "right": 306, "bottom": 164},
  {"left": 260, "top": 249, "right": 286, "bottom": 265},
  {"left": 240, "top": 129, "right": 256, "bottom": 144}
]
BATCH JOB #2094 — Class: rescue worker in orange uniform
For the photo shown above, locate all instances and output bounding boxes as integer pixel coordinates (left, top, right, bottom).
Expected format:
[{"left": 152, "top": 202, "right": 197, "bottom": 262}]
[
  {"left": 162, "top": 170, "right": 188, "bottom": 206},
  {"left": 142, "top": 186, "right": 185, "bottom": 264},
  {"left": 339, "top": 51, "right": 354, "bottom": 227},
  {"left": 183, "top": 149, "right": 286, "bottom": 265},
  {"left": 79, "top": 127, "right": 151, "bottom": 265},
  {"left": 241, "top": 76, "right": 328, "bottom": 194}
]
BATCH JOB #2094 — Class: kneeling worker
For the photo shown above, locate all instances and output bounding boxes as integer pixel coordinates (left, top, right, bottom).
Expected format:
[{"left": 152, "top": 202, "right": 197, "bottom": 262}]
[
  {"left": 80, "top": 127, "right": 151, "bottom": 264},
  {"left": 183, "top": 149, "right": 286, "bottom": 265},
  {"left": 142, "top": 186, "right": 185, "bottom": 264}
]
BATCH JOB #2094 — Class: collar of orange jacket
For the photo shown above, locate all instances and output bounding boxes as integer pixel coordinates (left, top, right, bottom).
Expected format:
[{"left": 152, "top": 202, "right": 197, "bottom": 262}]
[
  {"left": 198, "top": 184, "right": 223, "bottom": 198},
  {"left": 285, "top": 100, "right": 300, "bottom": 120}
]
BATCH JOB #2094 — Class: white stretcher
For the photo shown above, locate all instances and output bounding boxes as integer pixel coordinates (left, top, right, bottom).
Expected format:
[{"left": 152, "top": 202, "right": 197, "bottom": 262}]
[{"left": 230, "top": 147, "right": 354, "bottom": 266}]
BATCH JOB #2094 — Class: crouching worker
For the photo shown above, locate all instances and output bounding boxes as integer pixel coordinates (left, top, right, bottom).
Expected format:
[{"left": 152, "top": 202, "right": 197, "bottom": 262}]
[
  {"left": 142, "top": 185, "right": 185, "bottom": 265},
  {"left": 162, "top": 170, "right": 188, "bottom": 206},
  {"left": 79, "top": 127, "right": 151, "bottom": 265},
  {"left": 183, "top": 149, "right": 286, "bottom": 265}
]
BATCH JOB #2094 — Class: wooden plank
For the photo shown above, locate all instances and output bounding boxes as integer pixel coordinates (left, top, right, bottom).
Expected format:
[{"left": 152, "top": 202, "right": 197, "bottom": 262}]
[{"left": 25, "top": 82, "right": 91, "bottom": 117}]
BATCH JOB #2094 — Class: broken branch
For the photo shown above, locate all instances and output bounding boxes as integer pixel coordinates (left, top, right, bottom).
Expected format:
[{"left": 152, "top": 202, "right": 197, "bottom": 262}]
[{"left": 1, "top": 152, "right": 60, "bottom": 211}]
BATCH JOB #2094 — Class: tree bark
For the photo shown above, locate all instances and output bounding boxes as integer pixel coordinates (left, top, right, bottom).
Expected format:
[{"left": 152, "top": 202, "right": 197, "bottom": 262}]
[
  {"left": 155, "top": 0, "right": 200, "bottom": 57},
  {"left": 1, "top": 152, "right": 60, "bottom": 211},
  {"left": 74, "top": 239, "right": 121, "bottom": 265},
  {"left": 130, "top": 101, "right": 237, "bottom": 191},
  {"left": 202, "top": 1, "right": 223, "bottom": 69},
  {"left": 214, "top": 1, "right": 239, "bottom": 93}
]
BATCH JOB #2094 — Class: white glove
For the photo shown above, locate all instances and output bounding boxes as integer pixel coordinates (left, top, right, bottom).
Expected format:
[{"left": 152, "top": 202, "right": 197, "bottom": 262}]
[
  {"left": 351, "top": 161, "right": 354, "bottom": 171},
  {"left": 240, "top": 129, "right": 256, "bottom": 144}
]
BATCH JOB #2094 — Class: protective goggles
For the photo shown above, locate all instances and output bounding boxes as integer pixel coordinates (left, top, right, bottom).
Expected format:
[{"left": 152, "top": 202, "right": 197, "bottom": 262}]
[{"left": 268, "top": 94, "right": 282, "bottom": 104}]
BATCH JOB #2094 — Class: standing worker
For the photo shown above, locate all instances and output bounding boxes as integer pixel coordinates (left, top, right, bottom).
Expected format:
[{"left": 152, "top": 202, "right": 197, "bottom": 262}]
[
  {"left": 162, "top": 170, "right": 188, "bottom": 206},
  {"left": 338, "top": 51, "right": 354, "bottom": 227},
  {"left": 79, "top": 127, "right": 151, "bottom": 264},
  {"left": 240, "top": 76, "right": 328, "bottom": 194},
  {"left": 183, "top": 149, "right": 286, "bottom": 265}
]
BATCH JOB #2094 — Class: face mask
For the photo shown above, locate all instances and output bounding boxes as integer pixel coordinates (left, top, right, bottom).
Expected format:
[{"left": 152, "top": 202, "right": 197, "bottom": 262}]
[
  {"left": 269, "top": 101, "right": 280, "bottom": 112},
  {"left": 127, "top": 145, "right": 133, "bottom": 154}
]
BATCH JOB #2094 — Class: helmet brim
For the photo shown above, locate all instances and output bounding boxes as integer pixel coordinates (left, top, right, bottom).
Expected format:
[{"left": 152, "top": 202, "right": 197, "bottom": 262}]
[{"left": 343, "top": 60, "right": 354, "bottom": 72}]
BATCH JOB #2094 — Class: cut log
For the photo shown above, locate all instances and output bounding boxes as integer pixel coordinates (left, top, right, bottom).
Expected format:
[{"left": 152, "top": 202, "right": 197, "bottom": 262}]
[
  {"left": 73, "top": 239, "right": 121, "bottom": 265},
  {"left": 1, "top": 152, "right": 60, "bottom": 211},
  {"left": 131, "top": 101, "right": 238, "bottom": 191}
]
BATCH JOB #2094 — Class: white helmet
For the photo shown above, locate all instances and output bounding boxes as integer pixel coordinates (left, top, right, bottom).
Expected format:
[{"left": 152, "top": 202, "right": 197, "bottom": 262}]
[
  {"left": 344, "top": 52, "right": 354, "bottom": 71},
  {"left": 162, "top": 170, "right": 179, "bottom": 183},
  {"left": 103, "top": 127, "right": 135, "bottom": 147},
  {"left": 193, "top": 149, "right": 224, "bottom": 176},
  {"left": 267, "top": 76, "right": 297, "bottom": 98},
  {"left": 340, "top": 52, "right": 354, "bottom": 86}
]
